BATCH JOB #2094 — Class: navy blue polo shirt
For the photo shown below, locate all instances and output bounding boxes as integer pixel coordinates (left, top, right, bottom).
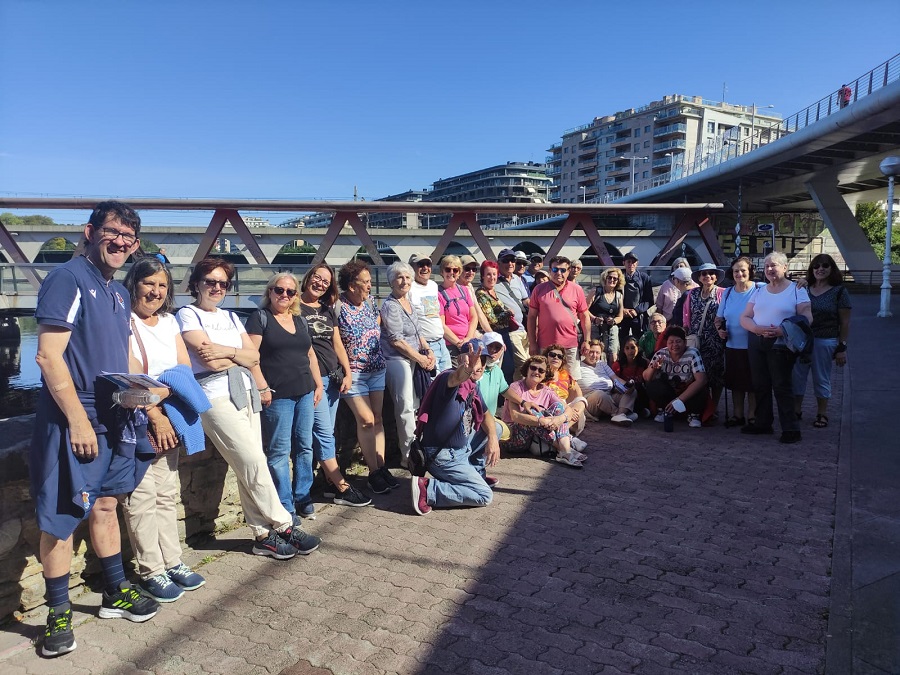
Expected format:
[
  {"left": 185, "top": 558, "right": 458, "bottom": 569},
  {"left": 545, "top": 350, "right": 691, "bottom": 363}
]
[
  {"left": 421, "top": 371, "right": 485, "bottom": 450},
  {"left": 35, "top": 255, "right": 131, "bottom": 423}
]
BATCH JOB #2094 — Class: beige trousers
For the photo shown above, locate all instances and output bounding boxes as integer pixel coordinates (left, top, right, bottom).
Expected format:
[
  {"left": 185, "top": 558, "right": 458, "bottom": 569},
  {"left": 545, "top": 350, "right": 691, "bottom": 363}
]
[
  {"left": 508, "top": 330, "right": 530, "bottom": 376},
  {"left": 585, "top": 388, "right": 638, "bottom": 418},
  {"left": 121, "top": 448, "right": 183, "bottom": 579},
  {"left": 202, "top": 395, "right": 293, "bottom": 538}
]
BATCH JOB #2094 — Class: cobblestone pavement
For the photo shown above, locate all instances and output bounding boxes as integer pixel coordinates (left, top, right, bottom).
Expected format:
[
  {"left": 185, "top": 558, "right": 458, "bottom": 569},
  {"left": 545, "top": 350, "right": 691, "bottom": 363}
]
[{"left": 1, "top": 377, "right": 840, "bottom": 674}]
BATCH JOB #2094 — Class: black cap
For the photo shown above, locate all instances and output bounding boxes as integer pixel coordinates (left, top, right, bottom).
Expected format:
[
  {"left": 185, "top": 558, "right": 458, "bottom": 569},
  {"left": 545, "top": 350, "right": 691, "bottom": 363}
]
[{"left": 623, "top": 252, "right": 639, "bottom": 262}]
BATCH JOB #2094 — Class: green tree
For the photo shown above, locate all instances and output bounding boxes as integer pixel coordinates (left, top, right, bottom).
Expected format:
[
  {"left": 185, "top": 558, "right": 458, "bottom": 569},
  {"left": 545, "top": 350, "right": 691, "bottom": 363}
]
[
  {"left": 42, "top": 237, "right": 76, "bottom": 251},
  {"left": 0, "top": 212, "right": 23, "bottom": 227},
  {"left": 856, "top": 201, "right": 900, "bottom": 264}
]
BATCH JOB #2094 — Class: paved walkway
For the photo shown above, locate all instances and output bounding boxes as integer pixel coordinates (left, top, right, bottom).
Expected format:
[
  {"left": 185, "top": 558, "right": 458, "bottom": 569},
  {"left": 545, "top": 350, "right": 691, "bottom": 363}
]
[{"left": 1, "top": 293, "right": 896, "bottom": 674}]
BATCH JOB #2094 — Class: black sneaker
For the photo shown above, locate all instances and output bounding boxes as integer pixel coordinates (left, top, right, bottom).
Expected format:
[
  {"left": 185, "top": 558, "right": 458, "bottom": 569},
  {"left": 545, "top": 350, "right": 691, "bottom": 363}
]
[
  {"left": 42, "top": 603, "right": 76, "bottom": 657},
  {"left": 780, "top": 430, "right": 802, "bottom": 444},
  {"left": 380, "top": 465, "right": 400, "bottom": 490},
  {"left": 367, "top": 469, "right": 391, "bottom": 494},
  {"left": 283, "top": 526, "right": 321, "bottom": 555},
  {"left": 252, "top": 530, "right": 297, "bottom": 560},
  {"left": 333, "top": 484, "right": 372, "bottom": 507},
  {"left": 99, "top": 584, "right": 160, "bottom": 622}
]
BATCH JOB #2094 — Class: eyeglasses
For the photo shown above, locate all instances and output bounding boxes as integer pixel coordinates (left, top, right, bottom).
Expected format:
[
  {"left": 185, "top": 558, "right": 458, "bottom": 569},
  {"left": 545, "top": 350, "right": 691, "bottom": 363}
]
[
  {"left": 310, "top": 273, "right": 330, "bottom": 286},
  {"left": 464, "top": 266, "right": 478, "bottom": 273},
  {"left": 813, "top": 263, "right": 831, "bottom": 270},
  {"left": 550, "top": 267, "right": 569, "bottom": 274},
  {"left": 272, "top": 286, "right": 297, "bottom": 297},
  {"left": 650, "top": 319, "right": 666, "bottom": 325},
  {"left": 95, "top": 226, "right": 137, "bottom": 246},
  {"left": 499, "top": 256, "right": 516, "bottom": 263},
  {"left": 202, "top": 278, "right": 230, "bottom": 290},
  {"left": 546, "top": 351, "right": 564, "bottom": 360},
  {"left": 528, "top": 365, "right": 546, "bottom": 375},
  {"left": 572, "top": 267, "right": 582, "bottom": 272},
  {"left": 443, "top": 268, "right": 460, "bottom": 274}
]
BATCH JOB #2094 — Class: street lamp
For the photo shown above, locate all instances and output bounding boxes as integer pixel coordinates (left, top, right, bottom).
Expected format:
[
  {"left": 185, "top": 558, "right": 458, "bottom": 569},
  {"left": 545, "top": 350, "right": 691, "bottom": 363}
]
[
  {"left": 878, "top": 156, "right": 900, "bottom": 318},
  {"left": 580, "top": 186, "right": 587, "bottom": 203},
  {"left": 614, "top": 155, "right": 649, "bottom": 195},
  {"left": 665, "top": 152, "right": 675, "bottom": 182},
  {"left": 750, "top": 104, "right": 774, "bottom": 150}
]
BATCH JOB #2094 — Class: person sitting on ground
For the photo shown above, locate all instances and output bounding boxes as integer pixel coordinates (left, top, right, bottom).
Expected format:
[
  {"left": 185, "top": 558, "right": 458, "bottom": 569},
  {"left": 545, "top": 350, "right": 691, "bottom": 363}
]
[
  {"left": 639, "top": 312, "right": 666, "bottom": 360},
  {"left": 655, "top": 258, "right": 692, "bottom": 322},
  {"left": 501, "top": 356, "right": 584, "bottom": 467},
  {"left": 611, "top": 337, "right": 650, "bottom": 416},
  {"left": 542, "top": 344, "right": 589, "bottom": 453},
  {"left": 642, "top": 326, "right": 708, "bottom": 429},
  {"left": 578, "top": 339, "right": 639, "bottom": 426},
  {"left": 410, "top": 341, "right": 501, "bottom": 515}
]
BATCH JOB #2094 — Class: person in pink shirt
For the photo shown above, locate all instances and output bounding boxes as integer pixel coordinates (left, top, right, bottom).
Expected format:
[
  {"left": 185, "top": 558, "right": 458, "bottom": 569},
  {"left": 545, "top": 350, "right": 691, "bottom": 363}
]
[
  {"left": 527, "top": 255, "right": 591, "bottom": 379},
  {"left": 438, "top": 254, "right": 478, "bottom": 367}
]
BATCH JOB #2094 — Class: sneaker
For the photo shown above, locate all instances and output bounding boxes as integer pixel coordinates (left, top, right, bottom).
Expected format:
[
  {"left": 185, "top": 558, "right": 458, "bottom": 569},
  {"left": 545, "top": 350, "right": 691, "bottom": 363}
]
[
  {"left": 283, "top": 526, "right": 321, "bottom": 555},
  {"left": 367, "top": 469, "right": 391, "bottom": 494},
  {"left": 252, "top": 531, "right": 297, "bottom": 560},
  {"left": 555, "top": 451, "right": 583, "bottom": 469},
  {"left": 139, "top": 573, "right": 184, "bottom": 603},
  {"left": 484, "top": 476, "right": 499, "bottom": 488},
  {"left": 42, "top": 604, "right": 76, "bottom": 657},
  {"left": 688, "top": 414, "right": 702, "bottom": 429},
  {"left": 611, "top": 413, "right": 633, "bottom": 426},
  {"left": 380, "top": 465, "right": 400, "bottom": 490},
  {"left": 780, "top": 430, "right": 802, "bottom": 444},
  {"left": 296, "top": 502, "right": 316, "bottom": 520},
  {"left": 654, "top": 411, "right": 666, "bottom": 423},
  {"left": 333, "top": 484, "right": 372, "bottom": 507},
  {"left": 411, "top": 477, "right": 432, "bottom": 515},
  {"left": 570, "top": 436, "right": 588, "bottom": 452},
  {"left": 99, "top": 583, "right": 160, "bottom": 622},
  {"left": 166, "top": 563, "right": 206, "bottom": 591},
  {"left": 627, "top": 412, "right": 639, "bottom": 423},
  {"left": 641, "top": 408, "right": 652, "bottom": 419}
]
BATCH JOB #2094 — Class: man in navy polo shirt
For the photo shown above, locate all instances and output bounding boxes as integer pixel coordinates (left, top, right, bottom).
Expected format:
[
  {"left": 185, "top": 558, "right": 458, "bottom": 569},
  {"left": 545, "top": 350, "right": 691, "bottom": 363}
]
[{"left": 31, "top": 201, "right": 160, "bottom": 658}]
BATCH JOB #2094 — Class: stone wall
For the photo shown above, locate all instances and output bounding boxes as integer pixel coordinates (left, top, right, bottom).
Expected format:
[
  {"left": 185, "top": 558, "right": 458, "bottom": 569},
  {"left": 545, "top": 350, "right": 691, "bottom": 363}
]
[{"left": 0, "top": 397, "right": 398, "bottom": 623}]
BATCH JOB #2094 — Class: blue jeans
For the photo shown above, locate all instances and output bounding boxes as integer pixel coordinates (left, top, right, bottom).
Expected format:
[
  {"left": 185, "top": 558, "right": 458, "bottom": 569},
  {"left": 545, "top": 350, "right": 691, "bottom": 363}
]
[
  {"left": 427, "top": 338, "right": 452, "bottom": 374},
  {"left": 424, "top": 445, "right": 493, "bottom": 509},
  {"left": 261, "top": 392, "right": 315, "bottom": 514},
  {"left": 792, "top": 337, "right": 838, "bottom": 399},
  {"left": 467, "top": 420, "right": 504, "bottom": 479},
  {"left": 312, "top": 380, "right": 341, "bottom": 461}
]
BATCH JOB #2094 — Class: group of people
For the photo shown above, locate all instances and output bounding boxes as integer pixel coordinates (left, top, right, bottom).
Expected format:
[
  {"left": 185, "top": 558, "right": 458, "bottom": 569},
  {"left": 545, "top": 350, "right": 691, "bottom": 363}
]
[{"left": 28, "top": 199, "right": 851, "bottom": 659}]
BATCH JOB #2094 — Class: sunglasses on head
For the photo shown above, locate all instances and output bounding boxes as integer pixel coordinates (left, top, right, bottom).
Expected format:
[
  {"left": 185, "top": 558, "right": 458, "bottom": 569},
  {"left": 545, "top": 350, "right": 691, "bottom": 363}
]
[
  {"left": 813, "top": 262, "right": 831, "bottom": 270},
  {"left": 528, "top": 364, "right": 546, "bottom": 375},
  {"left": 202, "top": 278, "right": 230, "bottom": 290},
  {"left": 272, "top": 286, "right": 297, "bottom": 297},
  {"left": 547, "top": 351, "right": 564, "bottom": 360}
]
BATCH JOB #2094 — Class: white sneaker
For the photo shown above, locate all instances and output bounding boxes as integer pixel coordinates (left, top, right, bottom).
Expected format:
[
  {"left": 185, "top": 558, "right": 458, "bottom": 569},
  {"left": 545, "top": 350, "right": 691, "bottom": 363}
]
[
  {"left": 570, "top": 436, "right": 587, "bottom": 452},
  {"left": 688, "top": 414, "right": 702, "bottom": 428},
  {"left": 654, "top": 411, "right": 666, "bottom": 423},
  {"left": 610, "top": 413, "right": 633, "bottom": 426}
]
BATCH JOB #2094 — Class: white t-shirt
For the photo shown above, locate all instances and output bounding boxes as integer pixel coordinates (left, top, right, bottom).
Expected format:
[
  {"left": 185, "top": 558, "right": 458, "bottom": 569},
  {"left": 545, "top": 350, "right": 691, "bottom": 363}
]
[
  {"left": 577, "top": 360, "right": 614, "bottom": 392},
  {"left": 408, "top": 279, "right": 444, "bottom": 341},
  {"left": 130, "top": 312, "right": 180, "bottom": 378},
  {"left": 748, "top": 282, "right": 810, "bottom": 327},
  {"left": 176, "top": 305, "right": 250, "bottom": 400}
]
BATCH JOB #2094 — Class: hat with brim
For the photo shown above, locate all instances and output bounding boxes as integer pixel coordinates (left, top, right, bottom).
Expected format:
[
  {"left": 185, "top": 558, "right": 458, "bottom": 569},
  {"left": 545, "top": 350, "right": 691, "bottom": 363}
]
[
  {"left": 691, "top": 263, "right": 725, "bottom": 284},
  {"left": 460, "top": 255, "right": 477, "bottom": 268},
  {"left": 409, "top": 253, "right": 432, "bottom": 266},
  {"left": 496, "top": 419, "right": 511, "bottom": 442}
]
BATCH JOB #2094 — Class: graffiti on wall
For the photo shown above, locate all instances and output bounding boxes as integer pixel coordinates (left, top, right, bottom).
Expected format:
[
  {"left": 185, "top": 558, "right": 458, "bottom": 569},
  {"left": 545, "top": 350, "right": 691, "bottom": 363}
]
[{"left": 714, "top": 213, "right": 826, "bottom": 257}]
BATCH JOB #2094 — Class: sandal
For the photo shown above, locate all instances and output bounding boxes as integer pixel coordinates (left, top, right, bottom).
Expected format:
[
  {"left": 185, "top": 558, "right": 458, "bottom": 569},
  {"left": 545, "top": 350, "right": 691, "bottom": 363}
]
[
  {"left": 555, "top": 451, "right": 584, "bottom": 469},
  {"left": 813, "top": 414, "right": 828, "bottom": 428},
  {"left": 724, "top": 416, "right": 746, "bottom": 428}
]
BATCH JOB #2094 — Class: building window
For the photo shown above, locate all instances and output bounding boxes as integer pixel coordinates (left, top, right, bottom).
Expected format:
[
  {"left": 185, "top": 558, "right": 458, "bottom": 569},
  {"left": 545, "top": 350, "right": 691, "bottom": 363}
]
[
  {"left": 634, "top": 144, "right": 640, "bottom": 153},
  {"left": 644, "top": 141, "right": 650, "bottom": 148},
  {"left": 634, "top": 128, "right": 641, "bottom": 137},
  {"left": 645, "top": 125, "right": 651, "bottom": 133},
  {"left": 643, "top": 171, "right": 649, "bottom": 179},
  {"left": 706, "top": 121, "right": 716, "bottom": 134}
]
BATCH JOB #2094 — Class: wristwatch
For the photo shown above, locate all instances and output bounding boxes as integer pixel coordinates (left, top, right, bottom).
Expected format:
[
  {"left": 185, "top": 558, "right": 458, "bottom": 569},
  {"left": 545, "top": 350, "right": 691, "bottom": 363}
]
[{"left": 835, "top": 341, "right": 847, "bottom": 354}]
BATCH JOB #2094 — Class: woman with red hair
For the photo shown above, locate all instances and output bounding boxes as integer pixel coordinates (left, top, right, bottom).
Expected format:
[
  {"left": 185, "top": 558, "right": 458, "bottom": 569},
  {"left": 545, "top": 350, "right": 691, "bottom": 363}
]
[{"left": 476, "top": 260, "right": 516, "bottom": 383}]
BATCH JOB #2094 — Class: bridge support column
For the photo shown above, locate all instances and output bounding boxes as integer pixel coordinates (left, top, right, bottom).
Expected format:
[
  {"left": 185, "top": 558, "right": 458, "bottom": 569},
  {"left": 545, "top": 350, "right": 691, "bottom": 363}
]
[{"left": 806, "top": 176, "right": 882, "bottom": 272}]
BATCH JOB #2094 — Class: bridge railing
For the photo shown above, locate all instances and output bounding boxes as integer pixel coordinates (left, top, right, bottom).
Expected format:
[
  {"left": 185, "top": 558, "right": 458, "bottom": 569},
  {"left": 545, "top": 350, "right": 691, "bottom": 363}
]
[{"left": 599, "top": 51, "right": 900, "bottom": 200}]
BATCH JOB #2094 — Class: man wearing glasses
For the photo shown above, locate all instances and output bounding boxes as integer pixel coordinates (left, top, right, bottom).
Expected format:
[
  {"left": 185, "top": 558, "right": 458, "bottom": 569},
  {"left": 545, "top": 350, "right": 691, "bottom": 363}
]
[
  {"left": 527, "top": 255, "right": 591, "bottom": 379},
  {"left": 494, "top": 248, "right": 531, "bottom": 374},
  {"left": 31, "top": 201, "right": 160, "bottom": 658},
  {"left": 621, "top": 251, "right": 654, "bottom": 343},
  {"left": 407, "top": 252, "right": 452, "bottom": 372}
]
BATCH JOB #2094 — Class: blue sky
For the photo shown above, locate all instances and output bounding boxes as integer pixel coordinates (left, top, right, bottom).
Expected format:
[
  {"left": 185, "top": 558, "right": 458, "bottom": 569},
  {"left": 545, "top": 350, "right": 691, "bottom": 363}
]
[{"left": 1, "top": 0, "right": 898, "bottom": 227}]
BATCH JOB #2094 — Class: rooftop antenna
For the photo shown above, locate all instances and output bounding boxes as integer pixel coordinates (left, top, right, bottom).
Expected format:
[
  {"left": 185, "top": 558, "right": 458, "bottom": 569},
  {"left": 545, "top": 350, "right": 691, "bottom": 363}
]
[{"left": 722, "top": 82, "right": 727, "bottom": 103}]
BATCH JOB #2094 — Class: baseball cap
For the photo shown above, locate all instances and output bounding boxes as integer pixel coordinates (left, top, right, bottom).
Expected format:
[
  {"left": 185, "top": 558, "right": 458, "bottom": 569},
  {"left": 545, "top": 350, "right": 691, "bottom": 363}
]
[
  {"left": 460, "top": 254, "right": 477, "bottom": 268},
  {"left": 530, "top": 253, "right": 543, "bottom": 262},
  {"left": 623, "top": 251, "right": 639, "bottom": 262},
  {"left": 515, "top": 251, "right": 528, "bottom": 262},
  {"left": 498, "top": 248, "right": 517, "bottom": 260},
  {"left": 672, "top": 267, "right": 692, "bottom": 282},
  {"left": 482, "top": 332, "right": 504, "bottom": 350},
  {"left": 409, "top": 252, "right": 432, "bottom": 266}
]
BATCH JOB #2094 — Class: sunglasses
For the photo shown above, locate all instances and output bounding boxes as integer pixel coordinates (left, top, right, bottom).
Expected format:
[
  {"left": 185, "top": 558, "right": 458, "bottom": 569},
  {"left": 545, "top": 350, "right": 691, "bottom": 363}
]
[
  {"left": 550, "top": 267, "right": 569, "bottom": 274},
  {"left": 700, "top": 271, "right": 717, "bottom": 277},
  {"left": 444, "top": 268, "right": 461, "bottom": 274},
  {"left": 606, "top": 276, "right": 619, "bottom": 282},
  {"left": 499, "top": 256, "right": 516, "bottom": 263},
  {"left": 528, "top": 365, "right": 546, "bottom": 375},
  {"left": 202, "top": 278, "right": 230, "bottom": 290},
  {"left": 546, "top": 351, "right": 564, "bottom": 360},
  {"left": 487, "top": 343, "right": 503, "bottom": 353},
  {"left": 464, "top": 266, "right": 478, "bottom": 273},
  {"left": 813, "top": 263, "right": 831, "bottom": 270},
  {"left": 272, "top": 286, "right": 297, "bottom": 297},
  {"left": 416, "top": 262, "right": 432, "bottom": 268}
]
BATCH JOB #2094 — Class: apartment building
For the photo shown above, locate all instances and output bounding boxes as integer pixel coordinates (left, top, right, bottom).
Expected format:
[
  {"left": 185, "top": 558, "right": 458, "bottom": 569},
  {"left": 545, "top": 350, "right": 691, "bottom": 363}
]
[{"left": 547, "top": 94, "right": 782, "bottom": 203}]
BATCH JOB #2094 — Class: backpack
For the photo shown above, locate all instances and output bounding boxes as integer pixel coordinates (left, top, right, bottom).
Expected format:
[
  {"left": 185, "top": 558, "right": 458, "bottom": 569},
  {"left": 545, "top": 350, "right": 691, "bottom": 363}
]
[{"left": 252, "top": 308, "right": 309, "bottom": 336}]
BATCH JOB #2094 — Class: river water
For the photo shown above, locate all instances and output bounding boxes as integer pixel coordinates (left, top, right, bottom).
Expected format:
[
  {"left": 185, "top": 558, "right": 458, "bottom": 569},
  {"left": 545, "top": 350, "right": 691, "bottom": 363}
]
[{"left": 0, "top": 317, "right": 41, "bottom": 418}]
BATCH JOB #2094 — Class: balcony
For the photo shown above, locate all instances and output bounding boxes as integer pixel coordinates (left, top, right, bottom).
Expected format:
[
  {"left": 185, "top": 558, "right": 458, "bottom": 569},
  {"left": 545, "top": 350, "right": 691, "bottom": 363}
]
[
  {"left": 579, "top": 140, "right": 597, "bottom": 151},
  {"left": 652, "top": 139, "right": 687, "bottom": 152},
  {"left": 579, "top": 159, "right": 598, "bottom": 172},
  {"left": 547, "top": 166, "right": 561, "bottom": 176},
  {"left": 653, "top": 123, "right": 687, "bottom": 138}
]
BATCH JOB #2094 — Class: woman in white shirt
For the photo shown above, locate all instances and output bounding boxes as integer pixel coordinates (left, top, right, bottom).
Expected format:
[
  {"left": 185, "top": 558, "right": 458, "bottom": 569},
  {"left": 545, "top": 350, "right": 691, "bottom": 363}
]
[
  {"left": 739, "top": 252, "right": 812, "bottom": 444},
  {"left": 121, "top": 258, "right": 205, "bottom": 603}
]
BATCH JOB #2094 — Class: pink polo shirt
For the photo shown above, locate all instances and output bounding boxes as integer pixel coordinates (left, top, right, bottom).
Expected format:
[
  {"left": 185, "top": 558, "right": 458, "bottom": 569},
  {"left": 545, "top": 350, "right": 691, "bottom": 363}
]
[{"left": 529, "top": 280, "right": 587, "bottom": 349}]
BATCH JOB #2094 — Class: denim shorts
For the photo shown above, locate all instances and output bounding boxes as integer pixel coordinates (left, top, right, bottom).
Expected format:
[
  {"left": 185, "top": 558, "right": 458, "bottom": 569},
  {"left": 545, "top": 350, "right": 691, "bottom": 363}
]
[{"left": 342, "top": 368, "right": 386, "bottom": 398}]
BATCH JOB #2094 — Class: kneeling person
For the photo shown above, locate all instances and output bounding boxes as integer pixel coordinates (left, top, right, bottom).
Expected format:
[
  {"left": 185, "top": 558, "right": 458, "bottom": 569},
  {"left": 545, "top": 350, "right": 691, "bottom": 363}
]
[{"left": 411, "top": 341, "right": 500, "bottom": 515}]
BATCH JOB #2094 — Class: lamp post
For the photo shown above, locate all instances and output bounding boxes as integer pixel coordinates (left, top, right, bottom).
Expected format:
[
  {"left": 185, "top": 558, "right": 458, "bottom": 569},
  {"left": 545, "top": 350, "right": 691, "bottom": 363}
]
[
  {"left": 665, "top": 152, "right": 675, "bottom": 182},
  {"left": 878, "top": 156, "right": 900, "bottom": 318},
  {"left": 580, "top": 186, "right": 587, "bottom": 203},
  {"left": 750, "top": 104, "right": 774, "bottom": 150},
  {"left": 614, "top": 155, "right": 649, "bottom": 195}
]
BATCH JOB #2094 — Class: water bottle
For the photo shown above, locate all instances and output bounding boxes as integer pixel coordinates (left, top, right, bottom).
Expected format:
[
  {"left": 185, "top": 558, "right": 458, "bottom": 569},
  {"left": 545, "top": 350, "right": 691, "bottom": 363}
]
[
  {"left": 112, "top": 389, "right": 161, "bottom": 407},
  {"left": 663, "top": 412, "right": 675, "bottom": 432}
]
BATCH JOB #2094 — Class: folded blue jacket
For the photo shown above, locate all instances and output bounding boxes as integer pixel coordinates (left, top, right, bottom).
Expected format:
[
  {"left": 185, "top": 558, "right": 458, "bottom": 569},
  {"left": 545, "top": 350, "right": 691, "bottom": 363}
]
[{"left": 157, "top": 364, "right": 212, "bottom": 455}]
